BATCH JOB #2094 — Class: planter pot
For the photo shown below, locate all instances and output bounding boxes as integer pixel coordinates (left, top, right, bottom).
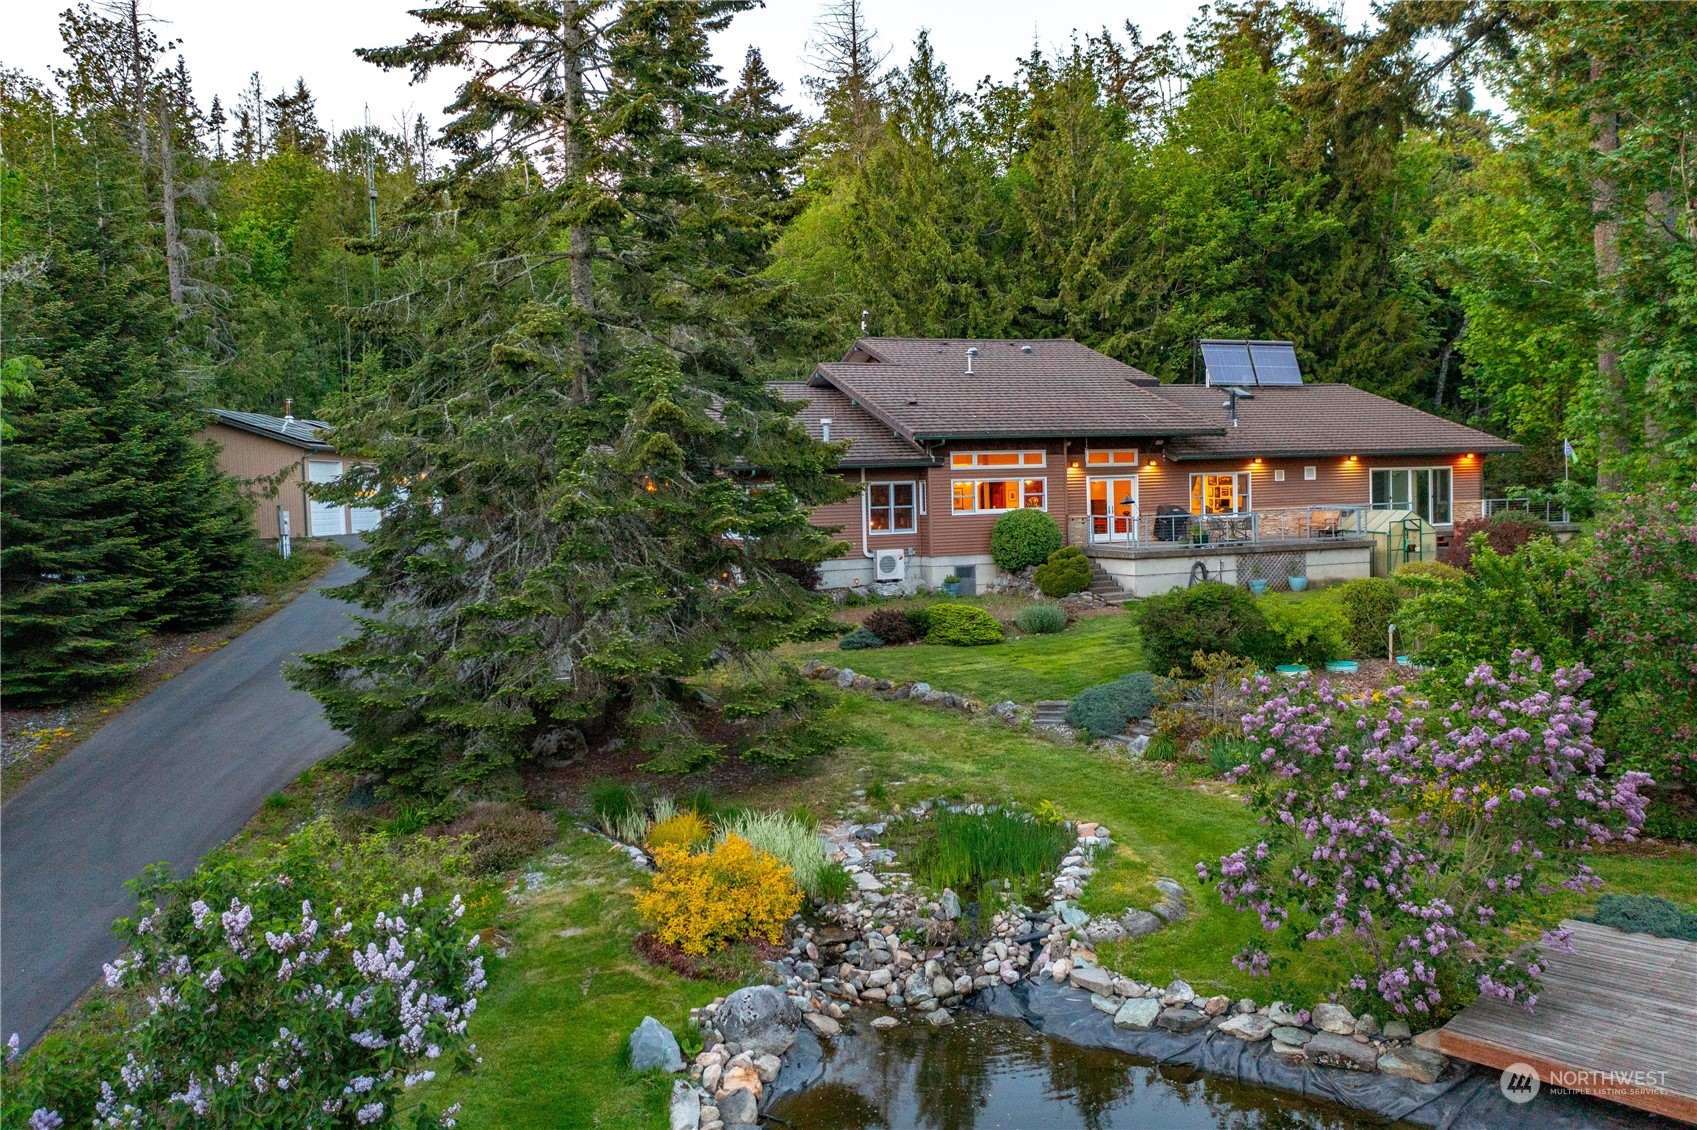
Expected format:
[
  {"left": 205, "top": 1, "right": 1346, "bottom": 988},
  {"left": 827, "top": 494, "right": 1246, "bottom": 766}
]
[
  {"left": 1287, "top": 576, "right": 1309, "bottom": 592},
  {"left": 1247, "top": 578, "right": 1270, "bottom": 595},
  {"left": 1324, "top": 660, "right": 1359, "bottom": 674},
  {"left": 1274, "top": 664, "right": 1310, "bottom": 677},
  {"left": 941, "top": 581, "right": 961, "bottom": 597}
]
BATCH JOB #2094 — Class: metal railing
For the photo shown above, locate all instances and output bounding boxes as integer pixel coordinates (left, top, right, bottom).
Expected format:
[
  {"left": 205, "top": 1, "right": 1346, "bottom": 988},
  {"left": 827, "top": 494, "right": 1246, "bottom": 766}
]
[
  {"left": 1483, "top": 497, "right": 1570, "bottom": 524},
  {"left": 1086, "top": 504, "right": 1369, "bottom": 548}
]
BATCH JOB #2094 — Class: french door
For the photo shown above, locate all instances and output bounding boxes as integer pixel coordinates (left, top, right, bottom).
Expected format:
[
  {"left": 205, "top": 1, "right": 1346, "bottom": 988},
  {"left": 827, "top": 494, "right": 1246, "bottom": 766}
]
[{"left": 1088, "top": 476, "right": 1139, "bottom": 543}]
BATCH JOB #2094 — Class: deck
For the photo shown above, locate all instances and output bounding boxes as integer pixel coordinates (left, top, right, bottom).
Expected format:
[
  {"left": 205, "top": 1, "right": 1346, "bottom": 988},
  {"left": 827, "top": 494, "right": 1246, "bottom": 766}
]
[{"left": 1438, "top": 919, "right": 1697, "bottom": 1123}]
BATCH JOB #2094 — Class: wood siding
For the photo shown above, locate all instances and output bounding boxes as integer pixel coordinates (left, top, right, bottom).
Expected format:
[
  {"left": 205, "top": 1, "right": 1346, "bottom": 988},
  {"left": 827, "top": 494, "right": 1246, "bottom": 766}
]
[{"left": 199, "top": 423, "right": 310, "bottom": 540}]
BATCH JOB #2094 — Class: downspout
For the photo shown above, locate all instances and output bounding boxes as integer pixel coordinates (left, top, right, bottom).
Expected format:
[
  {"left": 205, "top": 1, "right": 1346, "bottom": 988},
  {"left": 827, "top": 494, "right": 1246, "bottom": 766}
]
[
  {"left": 1062, "top": 438, "right": 1071, "bottom": 545},
  {"left": 860, "top": 466, "right": 872, "bottom": 560}
]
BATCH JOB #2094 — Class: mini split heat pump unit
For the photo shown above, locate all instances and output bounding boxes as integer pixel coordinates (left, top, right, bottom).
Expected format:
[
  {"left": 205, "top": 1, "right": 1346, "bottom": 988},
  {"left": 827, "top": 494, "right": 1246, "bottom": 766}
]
[{"left": 873, "top": 549, "right": 907, "bottom": 584}]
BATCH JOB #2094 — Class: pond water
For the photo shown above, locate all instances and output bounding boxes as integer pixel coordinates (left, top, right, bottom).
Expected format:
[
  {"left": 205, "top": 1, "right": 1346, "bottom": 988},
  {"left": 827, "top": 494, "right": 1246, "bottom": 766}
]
[{"left": 767, "top": 1011, "right": 1408, "bottom": 1130}]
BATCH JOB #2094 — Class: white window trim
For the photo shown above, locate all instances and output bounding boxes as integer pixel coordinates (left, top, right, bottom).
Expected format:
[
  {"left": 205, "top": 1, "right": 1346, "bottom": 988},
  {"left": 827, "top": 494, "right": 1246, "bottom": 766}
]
[
  {"left": 1083, "top": 447, "right": 1140, "bottom": 467},
  {"left": 865, "top": 480, "right": 918, "bottom": 535},
  {"left": 1369, "top": 466, "right": 1455, "bottom": 526},
  {"left": 1304, "top": 465, "right": 1318, "bottom": 481},
  {"left": 950, "top": 477, "right": 1047, "bottom": 515},
  {"left": 1188, "top": 471, "right": 1252, "bottom": 515},
  {"left": 949, "top": 449, "right": 1047, "bottom": 469}
]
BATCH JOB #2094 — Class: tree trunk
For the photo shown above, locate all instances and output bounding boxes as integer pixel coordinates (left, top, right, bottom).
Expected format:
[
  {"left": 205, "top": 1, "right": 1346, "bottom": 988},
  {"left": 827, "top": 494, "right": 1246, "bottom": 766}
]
[
  {"left": 1590, "top": 56, "right": 1630, "bottom": 491},
  {"left": 127, "top": 0, "right": 149, "bottom": 162},
  {"left": 159, "top": 87, "right": 184, "bottom": 310},
  {"left": 561, "top": 0, "right": 596, "bottom": 404}
]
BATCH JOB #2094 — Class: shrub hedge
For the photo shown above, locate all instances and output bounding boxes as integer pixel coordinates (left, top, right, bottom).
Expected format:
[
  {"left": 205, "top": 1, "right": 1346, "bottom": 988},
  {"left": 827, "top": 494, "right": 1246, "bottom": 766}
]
[
  {"left": 904, "top": 606, "right": 933, "bottom": 638},
  {"left": 863, "top": 606, "right": 918, "bottom": 644},
  {"left": 1138, "top": 582, "right": 1268, "bottom": 675},
  {"left": 924, "top": 603, "right": 1004, "bottom": 646},
  {"left": 1446, "top": 510, "right": 1549, "bottom": 572},
  {"left": 990, "top": 509, "right": 1062, "bottom": 571},
  {"left": 1258, "top": 593, "right": 1348, "bottom": 667},
  {"left": 1339, "top": 577, "right": 1401, "bottom": 659},
  {"left": 1034, "top": 545, "right": 1092, "bottom": 597},
  {"left": 1016, "top": 602, "right": 1068, "bottom": 635},
  {"left": 1065, "top": 671, "right": 1159, "bottom": 738}
]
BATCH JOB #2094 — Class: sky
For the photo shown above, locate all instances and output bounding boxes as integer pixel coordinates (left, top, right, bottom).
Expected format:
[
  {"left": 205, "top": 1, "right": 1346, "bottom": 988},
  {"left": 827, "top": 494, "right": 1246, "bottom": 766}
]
[{"left": 6, "top": 0, "right": 1382, "bottom": 139}]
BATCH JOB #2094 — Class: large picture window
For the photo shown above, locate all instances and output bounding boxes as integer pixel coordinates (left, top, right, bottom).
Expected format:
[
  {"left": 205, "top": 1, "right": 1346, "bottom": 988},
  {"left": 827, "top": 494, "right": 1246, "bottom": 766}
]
[
  {"left": 1189, "top": 472, "right": 1251, "bottom": 515},
  {"left": 950, "top": 450, "right": 1046, "bottom": 469},
  {"left": 867, "top": 481, "right": 916, "bottom": 533},
  {"left": 1371, "top": 467, "right": 1452, "bottom": 525},
  {"left": 951, "top": 478, "right": 1046, "bottom": 514}
]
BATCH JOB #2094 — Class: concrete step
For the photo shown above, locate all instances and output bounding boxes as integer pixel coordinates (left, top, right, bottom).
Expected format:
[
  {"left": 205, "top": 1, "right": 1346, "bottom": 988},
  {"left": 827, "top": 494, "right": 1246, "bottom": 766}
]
[
  {"left": 1085, "top": 561, "right": 1134, "bottom": 603},
  {"left": 1034, "top": 699, "right": 1070, "bottom": 724}
]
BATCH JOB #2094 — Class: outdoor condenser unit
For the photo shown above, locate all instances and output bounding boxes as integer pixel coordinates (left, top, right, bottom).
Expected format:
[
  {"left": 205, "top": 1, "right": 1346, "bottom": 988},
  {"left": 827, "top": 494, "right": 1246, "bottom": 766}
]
[{"left": 873, "top": 549, "right": 906, "bottom": 584}]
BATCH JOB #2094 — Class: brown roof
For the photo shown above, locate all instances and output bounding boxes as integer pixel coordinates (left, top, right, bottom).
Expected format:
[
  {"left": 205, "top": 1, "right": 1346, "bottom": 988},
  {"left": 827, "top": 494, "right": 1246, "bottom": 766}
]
[
  {"left": 1148, "top": 384, "right": 1521, "bottom": 460},
  {"left": 812, "top": 338, "right": 1223, "bottom": 442},
  {"left": 771, "top": 382, "right": 933, "bottom": 467}
]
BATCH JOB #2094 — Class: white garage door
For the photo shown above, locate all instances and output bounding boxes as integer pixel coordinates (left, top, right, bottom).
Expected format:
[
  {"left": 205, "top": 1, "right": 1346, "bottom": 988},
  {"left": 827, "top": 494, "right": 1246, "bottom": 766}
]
[
  {"left": 306, "top": 460, "right": 347, "bottom": 537},
  {"left": 349, "top": 500, "right": 382, "bottom": 533}
]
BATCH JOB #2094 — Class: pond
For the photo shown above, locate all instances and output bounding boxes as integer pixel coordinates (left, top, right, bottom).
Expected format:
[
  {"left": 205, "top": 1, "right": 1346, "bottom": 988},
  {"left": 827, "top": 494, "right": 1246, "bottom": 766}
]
[{"left": 767, "top": 1010, "right": 1409, "bottom": 1130}]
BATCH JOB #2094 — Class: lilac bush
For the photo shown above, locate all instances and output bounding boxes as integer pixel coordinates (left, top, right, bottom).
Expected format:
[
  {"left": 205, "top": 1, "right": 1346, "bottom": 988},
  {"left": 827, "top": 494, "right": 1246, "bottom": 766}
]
[
  {"left": 1199, "top": 652, "right": 1651, "bottom": 1020},
  {"left": 5, "top": 822, "right": 480, "bottom": 1127}
]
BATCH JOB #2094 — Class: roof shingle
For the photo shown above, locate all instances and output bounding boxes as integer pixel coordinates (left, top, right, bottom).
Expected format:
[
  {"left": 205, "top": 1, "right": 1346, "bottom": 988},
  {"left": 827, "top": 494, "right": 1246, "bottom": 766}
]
[
  {"left": 204, "top": 408, "right": 336, "bottom": 452},
  {"left": 771, "top": 382, "right": 933, "bottom": 467}
]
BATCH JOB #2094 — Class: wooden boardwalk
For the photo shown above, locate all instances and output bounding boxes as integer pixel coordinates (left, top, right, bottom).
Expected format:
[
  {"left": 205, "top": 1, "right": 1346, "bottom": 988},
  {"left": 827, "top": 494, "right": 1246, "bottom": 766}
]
[{"left": 1439, "top": 919, "right": 1697, "bottom": 1123}]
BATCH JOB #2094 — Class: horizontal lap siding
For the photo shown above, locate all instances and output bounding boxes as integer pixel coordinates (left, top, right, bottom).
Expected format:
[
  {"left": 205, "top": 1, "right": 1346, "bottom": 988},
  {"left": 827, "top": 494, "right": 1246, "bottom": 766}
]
[
  {"left": 200, "top": 424, "right": 309, "bottom": 540},
  {"left": 927, "top": 439, "right": 1071, "bottom": 558}
]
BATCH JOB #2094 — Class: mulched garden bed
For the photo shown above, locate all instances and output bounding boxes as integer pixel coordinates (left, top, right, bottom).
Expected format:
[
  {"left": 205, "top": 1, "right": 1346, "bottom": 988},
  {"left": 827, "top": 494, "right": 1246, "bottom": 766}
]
[{"left": 633, "top": 931, "right": 786, "bottom": 981}]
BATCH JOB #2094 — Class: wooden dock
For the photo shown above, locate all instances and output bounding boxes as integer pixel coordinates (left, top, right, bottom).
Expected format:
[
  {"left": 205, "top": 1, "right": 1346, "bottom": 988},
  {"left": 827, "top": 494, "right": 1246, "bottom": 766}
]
[{"left": 1439, "top": 919, "right": 1697, "bottom": 1123}]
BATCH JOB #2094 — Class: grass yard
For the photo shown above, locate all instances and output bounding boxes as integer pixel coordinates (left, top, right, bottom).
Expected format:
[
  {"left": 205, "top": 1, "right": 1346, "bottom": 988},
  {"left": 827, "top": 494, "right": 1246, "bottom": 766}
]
[{"left": 785, "top": 608, "right": 1145, "bottom": 702}]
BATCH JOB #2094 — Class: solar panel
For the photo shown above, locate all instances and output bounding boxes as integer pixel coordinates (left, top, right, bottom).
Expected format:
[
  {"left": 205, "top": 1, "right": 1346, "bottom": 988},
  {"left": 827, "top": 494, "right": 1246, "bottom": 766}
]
[
  {"left": 1248, "top": 340, "right": 1303, "bottom": 385},
  {"left": 1200, "top": 340, "right": 1257, "bottom": 387}
]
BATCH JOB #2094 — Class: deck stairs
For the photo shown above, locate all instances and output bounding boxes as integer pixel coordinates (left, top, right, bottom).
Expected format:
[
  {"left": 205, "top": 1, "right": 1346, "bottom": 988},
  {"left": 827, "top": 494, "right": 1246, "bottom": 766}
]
[{"left": 1086, "top": 561, "right": 1135, "bottom": 604}]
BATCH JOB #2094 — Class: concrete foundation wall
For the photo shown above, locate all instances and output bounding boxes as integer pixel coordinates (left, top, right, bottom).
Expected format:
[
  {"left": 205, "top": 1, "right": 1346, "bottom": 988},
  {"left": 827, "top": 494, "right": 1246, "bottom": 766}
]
[
  {"left": 818, "top": 552, "right": 1000, "bottom": 596},
  {"left": 1090, "top": 543, "right": 1372, "bottom": 598}
]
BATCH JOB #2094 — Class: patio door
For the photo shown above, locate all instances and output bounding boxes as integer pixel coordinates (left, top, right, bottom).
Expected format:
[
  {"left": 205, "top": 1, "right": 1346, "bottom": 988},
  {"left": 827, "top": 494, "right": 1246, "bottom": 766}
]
[{"left": 1088, "top": 477, "right": 1138, "bottom": 543}]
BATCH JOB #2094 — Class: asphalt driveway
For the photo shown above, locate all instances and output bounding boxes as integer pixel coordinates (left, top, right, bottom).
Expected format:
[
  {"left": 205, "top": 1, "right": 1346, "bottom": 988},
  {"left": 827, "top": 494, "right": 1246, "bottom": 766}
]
[{"left": 2, "top": 561, "right": 362, "bottom": 1047}]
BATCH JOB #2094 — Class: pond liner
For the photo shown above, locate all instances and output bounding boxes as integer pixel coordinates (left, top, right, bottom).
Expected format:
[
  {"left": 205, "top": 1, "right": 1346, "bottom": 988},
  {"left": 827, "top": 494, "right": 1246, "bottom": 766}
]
[{"left": 969, "top": 979, "right": 1656, "bottom": 1130}]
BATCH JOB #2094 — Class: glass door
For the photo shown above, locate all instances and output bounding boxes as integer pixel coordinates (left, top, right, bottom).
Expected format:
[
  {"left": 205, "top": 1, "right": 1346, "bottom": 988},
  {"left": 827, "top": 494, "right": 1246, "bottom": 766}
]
[{"left": 1088, "top": 477, "right": 1138, "bottom": 543}]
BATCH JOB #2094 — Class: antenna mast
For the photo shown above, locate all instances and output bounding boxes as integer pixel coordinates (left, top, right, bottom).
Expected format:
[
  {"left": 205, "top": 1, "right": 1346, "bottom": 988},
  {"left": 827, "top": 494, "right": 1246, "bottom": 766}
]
[{"left": 364, "top": 104, "right": 379, "bottom": 284}]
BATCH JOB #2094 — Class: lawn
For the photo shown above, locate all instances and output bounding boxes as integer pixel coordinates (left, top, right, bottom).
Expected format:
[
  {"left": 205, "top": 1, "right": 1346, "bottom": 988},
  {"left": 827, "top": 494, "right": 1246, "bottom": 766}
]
[{"left": 786, "top": 607, "right": 1145, "bottom": 702}]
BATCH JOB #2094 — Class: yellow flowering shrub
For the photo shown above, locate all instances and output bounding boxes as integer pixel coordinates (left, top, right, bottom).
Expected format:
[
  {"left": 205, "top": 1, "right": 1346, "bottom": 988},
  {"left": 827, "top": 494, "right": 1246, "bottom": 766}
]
[
  {"left": 635, "top": 835, "right": 801, "bottom": 956},
  {"left": 647, "top": 811, "right": 710, "bottom": 852}
]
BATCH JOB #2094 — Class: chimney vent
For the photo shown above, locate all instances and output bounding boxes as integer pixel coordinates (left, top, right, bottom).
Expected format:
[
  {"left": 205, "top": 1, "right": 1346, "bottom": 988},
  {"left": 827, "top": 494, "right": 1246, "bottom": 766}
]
[
  {"left": 1020, "top": 344, "right": 1033, "bottom": 353},
  {"left": 283, "top": 398, "right": 295, "bottom": 428},
  {"left": 965, "top": 346, "right": 979, "bottom": 375}
]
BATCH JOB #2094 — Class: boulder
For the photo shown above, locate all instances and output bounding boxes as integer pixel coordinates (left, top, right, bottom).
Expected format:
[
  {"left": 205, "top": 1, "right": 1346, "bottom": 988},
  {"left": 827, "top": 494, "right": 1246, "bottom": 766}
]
[
  {"left": 669, "top": 1079, "right": 700, "bottom": 1130},
  {"left": 715, "top": 986, "right": 801, "bottom": 1057},
  {"left": 866, "top": 968, "right": 893, "bottom": 989},
  {"left": 910, "top": 682, "right": 931, "bottom": 696},
  {"left": 716, "top": 1087, "right": 758, "bottom": 1126},
  {"left": 836, "top": 668, "right": 857, "bottom": 688},
  {"left": 629, "top": 1016, "right": 686, "bottom": 1073},
  {"left": 1268, "top": 1001, "right": 1304, "bottom": 1026},
  {"left": 938, "top": 889, "right": 962, "bottom": 920},
  {"left": 1157, "top": 1007, "right": 1209, "bottom": 1034},
  {"left": 1069, "top": 965, "right": 1115, "bottom": 996},
  {"left": 1160, "top": 979, "right": 1195, "bottom": 1006},
  {"left": 1378, "top": 1047, "right": 1448, "bottom": 1085},
  {"left": 1270, "top": 1026, "right": 1312, "bottom": 1047},
  {"left": 1113, "top": 998, "right": 1162, "bottom": 1031},
  {"left": 1354, "top": 1013, "right": 1380, "bottom": 1040},
  {"left": 1060, "top": 906, "right": 1091, "bottom": 928},
  {"left": 870, "top": 1016, "right": 899, "bottom": 1030},
  {"left": 1304, "top": 1031, "right": 1379, "bottom": 1072},
  {"left": 1152, "top": 877, "right": 1188, "bottom": 903},
  {"left": 804, "top": 1013, "right": 840, "bottom": 1039},
  {"left": 1412, "top": 1029, "right": 1443, "bottom": 1052},
  {"left": 1119, "top": 910, "right": 1163, "bottom": 938},
  {"left": 753, "top": 1054, "right": 782, "bottom": 1084},
  {"left": 1150, "top": 899, "right": 1188, "bottom": 923},
  {"left": 926, "top": 1008, "right": 954, "bottom": 1027},
  {"left": 717, "top": 1063, "right": 762, "bottom": 1100},
  {"left": 1202, "top": 995, "right": 1231, "bottom": 1016},
  {"left": 1382, "top": 1020, "right": 1413, "bottom": 1041},
  {"left": 954, "top": 974, "right": 975, "bottom": 995},
  {"left": 1218, "top": 1013, "right": 1275, "bottom": 1042},
  {"left": 1311, "top": 1002, "right": 1356, "bottom": 1036},
  {"left": 1090, "top": 993, "right": 1121, "bottom": 1014},
  {"left": 1050, "top": 958, "right": 1073, "bottom": 983}
]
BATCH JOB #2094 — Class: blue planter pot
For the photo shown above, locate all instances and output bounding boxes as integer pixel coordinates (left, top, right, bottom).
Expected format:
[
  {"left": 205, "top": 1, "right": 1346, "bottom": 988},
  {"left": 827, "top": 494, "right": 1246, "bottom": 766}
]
[
  {"left": 941, "top": 581, "right": 961, "bottom": 597},
  {"left": 1248, "top": 578, "right": 1270, "bottom": 595},
  {"left": 1288, "top": 576, "right": 1309, "bottom": 592}
]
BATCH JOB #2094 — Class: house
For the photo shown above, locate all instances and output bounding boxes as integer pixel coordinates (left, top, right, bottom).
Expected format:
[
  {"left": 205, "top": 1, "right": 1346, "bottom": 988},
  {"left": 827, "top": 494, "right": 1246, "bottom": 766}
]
[
  {"left": 198, "top": 408, "right": 379, "bottom": 541},
  {"left": 774, "top": 338, "right": 1519, "bottom": 597}
]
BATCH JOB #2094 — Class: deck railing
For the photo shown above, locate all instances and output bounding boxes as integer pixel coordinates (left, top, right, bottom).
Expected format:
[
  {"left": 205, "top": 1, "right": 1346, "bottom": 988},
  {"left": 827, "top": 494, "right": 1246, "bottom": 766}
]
[
  {"left": 1483, "top": 497, "right": 1570, "bottom": 524},
  {"left": 1088, "top": 503, "right": 1369, "bottom": 548}
]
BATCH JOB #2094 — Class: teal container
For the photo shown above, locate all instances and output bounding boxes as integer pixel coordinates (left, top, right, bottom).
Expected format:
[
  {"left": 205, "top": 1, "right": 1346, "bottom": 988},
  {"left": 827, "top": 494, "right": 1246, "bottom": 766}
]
[
  {"left": 1324, "top": 660, "right": 1359, "bottom": 674},
  {"left": 1288, "top": 576, "right": 1309, "bottom": 592},
  {"left": 1274, "top": 664, "right": 1309, "bottom": 677}
]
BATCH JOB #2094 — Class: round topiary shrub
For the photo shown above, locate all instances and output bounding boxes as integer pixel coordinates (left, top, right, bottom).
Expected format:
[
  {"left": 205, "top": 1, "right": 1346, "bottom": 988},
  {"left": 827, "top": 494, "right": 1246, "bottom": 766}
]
[
  {"left": 1138, "top": 581, "right": 1270, "bottom": 676},
  {"left": 990, "top": 509, "right": 1062, "bottom": 572},
  {"left": 1033, "top": 545, "right": 1092, "bottom": 597},
  {"left": 838, "top": 626, "right": 884, "bottom": 650},
  {"left": 1065, "top": 671, "right": 1159, "bottom": 738},
  {"left": 1016, "top": 602, "right": 1068, "bottom": 635},
  {"left": 863, "top": 606, "right": 917, "bottom": 644},
  {"left": 1339, "top": 577, "right": 1401, "bottom": 659},
  {"left": 924, "top": 603, "right": 1004, "bottom": 646}
]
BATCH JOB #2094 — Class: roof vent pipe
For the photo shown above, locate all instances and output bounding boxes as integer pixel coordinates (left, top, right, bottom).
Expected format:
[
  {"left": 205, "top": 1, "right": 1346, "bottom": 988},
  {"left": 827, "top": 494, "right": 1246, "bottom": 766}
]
[
  {"left": 966, "top": 346, "right": 979, "bottom": 376},
  {"left": 820, "top": 417, "right": 832, "bottom": 442},
  {"left": 1021, "top": 344, "right": 1033, "bottom": 353},
  {"left": 283, "top": 398, "right": 295, "bottom": 428}
]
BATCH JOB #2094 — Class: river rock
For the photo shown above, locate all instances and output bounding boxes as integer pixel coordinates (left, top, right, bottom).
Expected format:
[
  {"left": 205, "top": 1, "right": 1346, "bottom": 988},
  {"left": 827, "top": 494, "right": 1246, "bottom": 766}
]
[
  {"left": 866, "top": 968, "right": 893, "bottom": 989},
  {"left": 717, "top": 1086, "right": 758, "bottom": 1126},
  {"left": 1378, "top": 1046, "right": 1448, "bottom": 1084},
  {"left": 1051, "top": 958, "right": 1073, "bottom": 982},
  {"left": 1113, "top": 998, "right": 1162, "bottom": 1031},
  {"left": 753, "top": 1054, "right": 782, "bottom": 1084},
  {"left": 871, "top": 1016, "right": 899, "bottom": 1030},
  {"left": 1312, "top": 1002, "right": 1356, "bottom": 1035},
  {"left": 836, "top": 668, "right": 857, "bottom": 688},
  {"left": 1304, "top": 1031, "right": 1379, "bottom": 1072},
  {"left": 1383, "top": 1020, "right": 1413, "bottom": 1041},
  {"left": 1160, "top": 979, "right": 1195, "bottom": 1006},
  {"left": 1153, "top": 877, "right": 1188, "bottom": 902},
  {"left": 1119, "top": 910, "right": 1163, "bottom": 938},
  {"left": 1090, "top": 993, "right": 1120, "bottom": 1014},
  {"left": 701, "top": 1062, "right": 722, "bottom": 1093},
  {"left": 1157, "top": 1006, "right": 1209, "bottom": 1034},
  {"left": 1270, "top": 1026, "right": 1312, "bottom": 1047},
  {"left": 938, "top": 889, "right": 962, "bottom": 920},
  {"left": 1268, "top": 1001, "right": 1304, "bottom": 1026},
  {"left": 1413, "top": 1029, "right": 1443, "bottom": 1051},
  {"left": 1060, "top": 906, "right": 1091, "bottom": 928},
  {"left": 954, "top": 974, "right": 975, "bottom": 995},
  {"left": 629, "top": 1016, "right": 685, "bottom": 1073},
  {"left": 1235, "top": 998, "right": 1257, "bottom": 1015},
  {"left": 1070, "top": 965, "right": 1115, "bottom": 996},
  {"left": 804, "top": 1014, "right": 840, "bottom": 1039},
  {"left": 669, "top": 1080, "right": 700, "bottom": 1130},
  {"left": 1202, "top": 994, "right": 1231, "bottom": 1016},
  {"left": 717, "top": 1063, "right": 762, "bottom": 1100},
  {"left": 715, "top": 986, "right": 800, "bottom": 1057},
  {"left": 1218, "top": 1013, "right": 1275, "bottom": 1042},
  {"left": 1354, "top": 1013, "right": 1380, "bottom": 1040},
  {"left": 926, "top": 1008, "right": 954, "bottom": 1027},
  {"left": 1000, "top": 963, "right": 1019, "bottom": 985}
]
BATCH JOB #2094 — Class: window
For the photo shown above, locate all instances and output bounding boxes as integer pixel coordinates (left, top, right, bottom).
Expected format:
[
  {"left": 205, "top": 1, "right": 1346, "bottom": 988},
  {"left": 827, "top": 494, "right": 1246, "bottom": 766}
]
[
  {"left": 1304, "top": 465, "right": 1317, "bottom": 481},
  {"left": 1273, "top": 468, "right": 1286, "bottom": 482},
  {"left": 867, "top": 482, "right": 916, "bottom": 533},
  {"left": 1085, "top": 448, "right": 1139, "bottom": 466},
  {"left": 951, "top": 478, "right": 1046, "bottom": 514},
  {"left": 1189, "top": 472, "right": 1251, "bottom": 515},
  {"left": 951, "top": 449, "right": 1046, "bottom": 469},
  {"left": 1371, "top": 467, "right": 1453, "bottom": 525}
]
